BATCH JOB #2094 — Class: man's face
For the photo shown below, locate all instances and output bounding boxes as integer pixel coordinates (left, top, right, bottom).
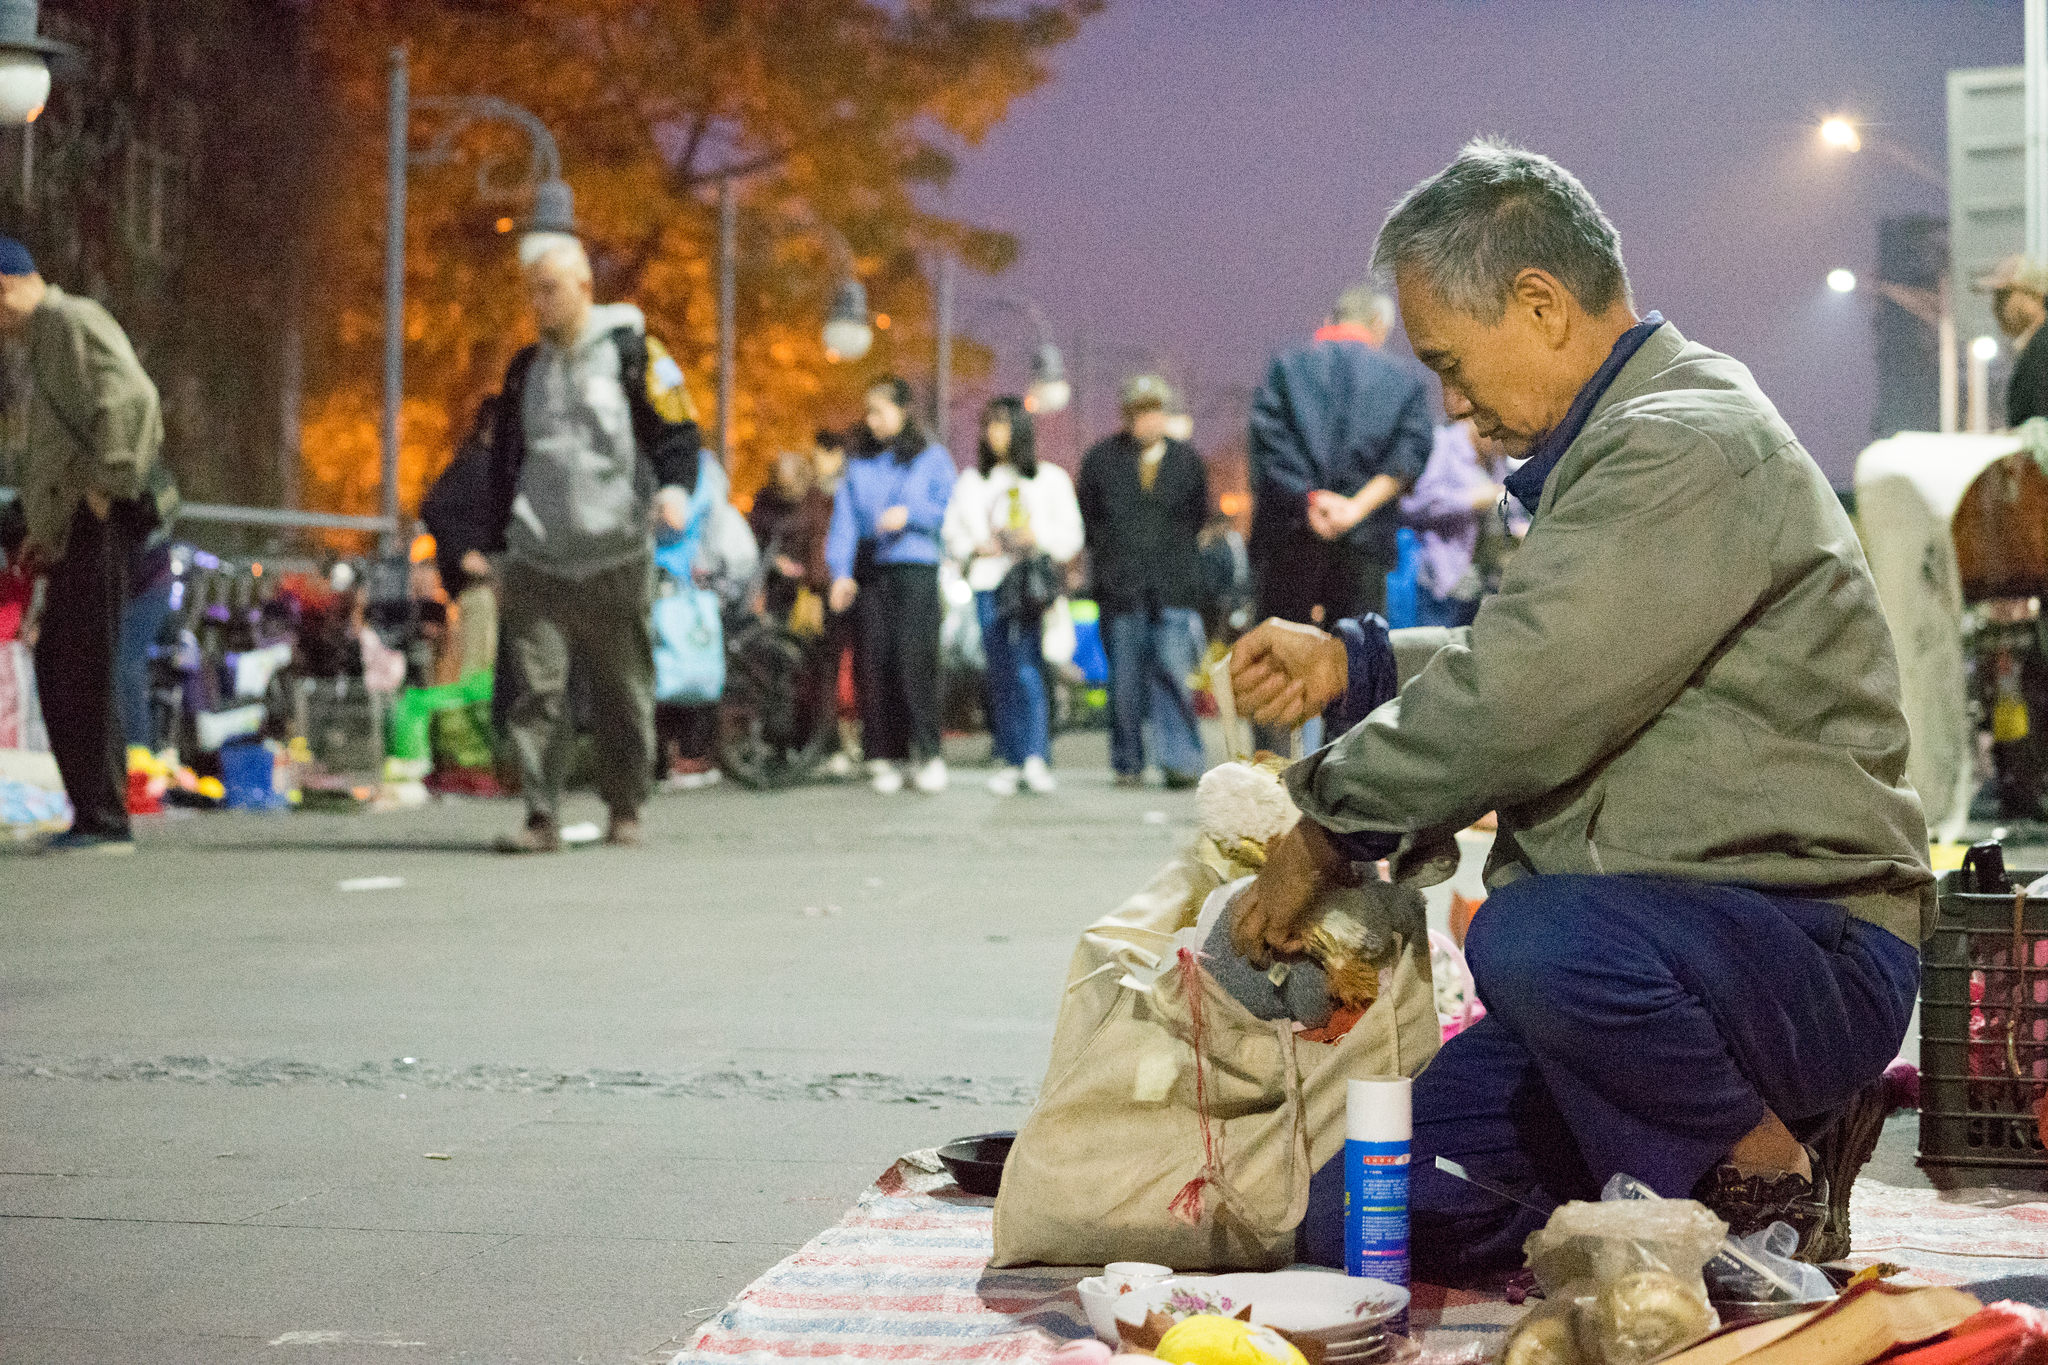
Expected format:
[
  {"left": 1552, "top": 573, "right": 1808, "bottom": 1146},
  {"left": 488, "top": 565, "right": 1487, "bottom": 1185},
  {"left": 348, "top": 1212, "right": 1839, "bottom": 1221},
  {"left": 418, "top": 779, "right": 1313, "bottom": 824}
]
[
  {"left": 1397, "top": 267, "right": 1577, "bottom": 455},
  {"left": 1129, "top": 407, "right": 1169, "bottom": 446},
  {"left": 1995, "top": 287, "right": 2047, "bottom": 340},
  {"left": 524, "top": 258, "right": 591, "bottom": 338},
  {"left": 0, "top": 273, "right": 42, "bottom": 332}
]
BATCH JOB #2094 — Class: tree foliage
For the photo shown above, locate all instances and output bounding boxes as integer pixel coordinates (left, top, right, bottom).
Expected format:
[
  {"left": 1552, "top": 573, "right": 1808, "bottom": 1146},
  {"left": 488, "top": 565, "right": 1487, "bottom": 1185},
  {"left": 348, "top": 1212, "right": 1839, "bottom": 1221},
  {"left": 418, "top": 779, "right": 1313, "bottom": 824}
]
[{"left": 301, "top": 0, "right": 1097, "bottom": 516}]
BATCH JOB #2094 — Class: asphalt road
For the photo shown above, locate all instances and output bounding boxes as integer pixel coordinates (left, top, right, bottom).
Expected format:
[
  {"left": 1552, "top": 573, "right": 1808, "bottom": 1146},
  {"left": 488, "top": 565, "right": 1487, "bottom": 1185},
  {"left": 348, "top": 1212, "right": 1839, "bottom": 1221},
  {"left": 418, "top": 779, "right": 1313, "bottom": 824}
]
[{"left": 1, "top": 731, "right": 1191, "bottom": 1364}]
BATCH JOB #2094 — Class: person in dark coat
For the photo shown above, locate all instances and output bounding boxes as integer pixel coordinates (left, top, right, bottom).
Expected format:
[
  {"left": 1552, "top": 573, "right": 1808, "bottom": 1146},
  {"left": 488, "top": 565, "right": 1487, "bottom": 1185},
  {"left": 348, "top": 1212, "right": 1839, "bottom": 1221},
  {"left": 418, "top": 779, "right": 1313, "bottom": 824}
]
[
  {"left": 1248, "top": 284, "right": 1432, "bottom": 624},
  {"left": 1076, "top": 374, "right": 1209, "bottom": 788}
]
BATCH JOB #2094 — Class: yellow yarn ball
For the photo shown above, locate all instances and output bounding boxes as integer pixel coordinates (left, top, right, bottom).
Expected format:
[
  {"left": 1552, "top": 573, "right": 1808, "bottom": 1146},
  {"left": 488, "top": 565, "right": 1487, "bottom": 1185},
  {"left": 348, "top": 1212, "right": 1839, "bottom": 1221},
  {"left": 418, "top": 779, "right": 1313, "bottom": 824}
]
[{"left": 1154, "top": 1315, "right": 1307, "bottom": 1365}]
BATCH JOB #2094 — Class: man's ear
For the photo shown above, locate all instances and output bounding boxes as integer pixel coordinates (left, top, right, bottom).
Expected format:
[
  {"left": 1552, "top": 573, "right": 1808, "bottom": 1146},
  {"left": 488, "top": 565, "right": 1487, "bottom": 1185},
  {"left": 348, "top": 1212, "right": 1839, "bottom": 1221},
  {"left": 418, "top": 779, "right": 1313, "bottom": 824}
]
[{"left": 1510, "top": 268, "right": 1572, "bottom": 349}]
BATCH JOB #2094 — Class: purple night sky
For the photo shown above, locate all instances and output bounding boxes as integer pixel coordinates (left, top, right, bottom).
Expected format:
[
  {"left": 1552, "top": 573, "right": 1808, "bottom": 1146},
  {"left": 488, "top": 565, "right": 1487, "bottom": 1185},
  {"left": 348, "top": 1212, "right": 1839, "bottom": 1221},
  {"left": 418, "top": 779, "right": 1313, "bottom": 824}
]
[{"left": 940, "top": 0, "right": 2023, "bottom": 483}]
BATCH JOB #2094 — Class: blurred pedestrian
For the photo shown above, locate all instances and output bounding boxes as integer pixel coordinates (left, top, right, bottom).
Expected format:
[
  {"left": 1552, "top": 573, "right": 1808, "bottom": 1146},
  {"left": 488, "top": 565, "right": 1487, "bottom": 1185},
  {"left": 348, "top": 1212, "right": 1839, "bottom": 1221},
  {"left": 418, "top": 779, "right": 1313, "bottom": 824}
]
[
  {"left": 2, "top": 238, "right": 165, "bottom": 854},
  {"left": 1247, "top": 284, "right": 1431, "bottom": 746},
  {"left": 826, "top": 377, "right": 957, "bottom": 794},
  {"left": 483, "top": 236, "right": 702, "bottom": 852},
  {"left": 420, "top": 395, "right": 504, "bottom": 682},
  {"left": 943, "top": 395, "right": 1083, "bottom": 795},
  {"left": 1980, "top": 253, "right": 2048, "bottom": 427},
  {"left": 1077, "top": 374, "right": 1209, "bottom": 789},
  {"left": 1398, "top": 419, "right": 1511, "bottom": 629},
  {"left": 749, "top": 447, "right": 833, "bottom": 624}
]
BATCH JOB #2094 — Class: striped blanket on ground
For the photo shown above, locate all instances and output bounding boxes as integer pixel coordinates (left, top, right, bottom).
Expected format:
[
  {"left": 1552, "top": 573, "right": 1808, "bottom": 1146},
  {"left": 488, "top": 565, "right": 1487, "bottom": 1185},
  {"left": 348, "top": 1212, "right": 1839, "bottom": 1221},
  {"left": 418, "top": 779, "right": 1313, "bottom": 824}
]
[{"left": 673, "top": 1158, "right": 2048, "bottom": 1365}]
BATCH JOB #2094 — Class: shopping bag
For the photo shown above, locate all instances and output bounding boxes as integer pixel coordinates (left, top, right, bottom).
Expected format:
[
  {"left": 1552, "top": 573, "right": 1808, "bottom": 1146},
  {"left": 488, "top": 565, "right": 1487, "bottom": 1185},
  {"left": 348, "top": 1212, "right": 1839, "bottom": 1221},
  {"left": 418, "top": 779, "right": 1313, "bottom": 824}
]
[
  {"left": 653, "top": 580, "right": 725, "bottom": 704},
  {"left": 990, "top": 847, "right": 1440, "bottom": 1270},
  {"left": 1040, "top": 595, "right": 1077, "bottom": 670}
]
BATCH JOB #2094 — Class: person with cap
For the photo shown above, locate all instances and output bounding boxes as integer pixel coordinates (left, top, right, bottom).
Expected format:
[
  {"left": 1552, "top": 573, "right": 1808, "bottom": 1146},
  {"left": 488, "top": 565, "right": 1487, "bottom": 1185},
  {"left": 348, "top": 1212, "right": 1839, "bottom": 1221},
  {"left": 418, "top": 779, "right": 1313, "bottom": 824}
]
[
  {"left": 1981, "top": 253, "right": 2048, "bottom": 427},
  {"left": 1076, "top": 374, "right": 1211, "bottom": 788},
  {"left": 481, "top": 234, "right": 702, "bottom": 852},
  {"left": 0, "top": 237, "right": 164, "bottom": 854}
]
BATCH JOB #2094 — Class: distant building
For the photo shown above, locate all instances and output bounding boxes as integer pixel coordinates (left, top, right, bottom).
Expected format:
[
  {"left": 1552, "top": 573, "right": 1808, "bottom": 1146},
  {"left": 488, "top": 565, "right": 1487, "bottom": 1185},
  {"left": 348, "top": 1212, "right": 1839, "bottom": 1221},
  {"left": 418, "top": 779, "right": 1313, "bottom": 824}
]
[
  {"left": 0, "top": 1, "right": 315, "bottom": 511},
  {"left": 1872, "top": 214, "right": 1947, "bottom": 441}
]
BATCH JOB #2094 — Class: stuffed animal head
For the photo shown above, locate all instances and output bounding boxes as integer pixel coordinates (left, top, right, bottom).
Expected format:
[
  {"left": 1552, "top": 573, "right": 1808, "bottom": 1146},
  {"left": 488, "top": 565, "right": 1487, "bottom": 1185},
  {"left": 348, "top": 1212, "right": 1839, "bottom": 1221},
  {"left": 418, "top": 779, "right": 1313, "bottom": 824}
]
[{"left": 1194, "top": 758, "right": 1299, "bottom": 850}]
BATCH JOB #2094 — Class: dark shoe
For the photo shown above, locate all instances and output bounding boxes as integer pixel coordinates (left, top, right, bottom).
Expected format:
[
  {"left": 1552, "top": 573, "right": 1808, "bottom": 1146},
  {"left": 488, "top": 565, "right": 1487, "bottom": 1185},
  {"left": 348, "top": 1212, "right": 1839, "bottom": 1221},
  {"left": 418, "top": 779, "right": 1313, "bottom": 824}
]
[
  {"left": 1692, "top": 1149, "right": 1828, "bottom": 1258},
  {"left": 1112, "top": 773, "right": 1145, "bottom": 789},
  {"left": 1163, "top": 770, "right": 1201, "bottom": 791},
  {"left": 495, "top": 816, "right": 562, "bottom": 854},
  {"left": 1807, "top": 1078, "right": 1892, "bottom": 1263},
  {"left": 42, "top": 829, "right": 136, "bottom": 855},
  {"left": 605, "top": 813, "right": 643, "bottom": 847}
]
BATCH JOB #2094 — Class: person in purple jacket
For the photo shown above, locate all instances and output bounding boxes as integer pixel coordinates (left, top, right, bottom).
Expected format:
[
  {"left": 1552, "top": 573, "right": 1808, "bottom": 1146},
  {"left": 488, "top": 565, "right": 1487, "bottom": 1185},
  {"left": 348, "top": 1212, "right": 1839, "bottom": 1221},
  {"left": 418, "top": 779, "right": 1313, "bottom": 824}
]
[
  {"left": 1398, "top": 419, "right": 1515, "bottom": 629},
  {"left": 827, "top": 376, "right": 958, "bottom": 794}
]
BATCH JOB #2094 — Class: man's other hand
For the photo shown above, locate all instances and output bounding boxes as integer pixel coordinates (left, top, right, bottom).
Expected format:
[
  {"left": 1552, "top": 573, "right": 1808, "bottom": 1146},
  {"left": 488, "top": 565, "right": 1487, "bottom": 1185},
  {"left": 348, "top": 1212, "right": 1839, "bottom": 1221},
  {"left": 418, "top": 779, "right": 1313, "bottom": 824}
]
[
  {"left": 655, "top": 487, "right": 690, "bottom": 532},
  {"left": 460, "top": 550, "right": 492, "bottom": 581},
  {"left": 1231, "top": 618, "right": 1347, "bottom": 728},
  {"left": 1230, "top": 819, "right": 1353, "bottom": 963},
  {"left": 829, "top": 577, "right": 859, "bottom": 613},
  {"left": 84, "top": 490, "right": 111, "bottom": 521}
]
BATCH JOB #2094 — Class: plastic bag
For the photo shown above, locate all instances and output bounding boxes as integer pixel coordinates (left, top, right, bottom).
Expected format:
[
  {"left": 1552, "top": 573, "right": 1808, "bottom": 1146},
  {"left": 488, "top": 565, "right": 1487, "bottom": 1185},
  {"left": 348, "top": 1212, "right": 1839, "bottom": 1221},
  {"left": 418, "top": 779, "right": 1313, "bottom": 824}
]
[{"left": 1505, "top": 1184, "right": 1725, "bottom": 1365}]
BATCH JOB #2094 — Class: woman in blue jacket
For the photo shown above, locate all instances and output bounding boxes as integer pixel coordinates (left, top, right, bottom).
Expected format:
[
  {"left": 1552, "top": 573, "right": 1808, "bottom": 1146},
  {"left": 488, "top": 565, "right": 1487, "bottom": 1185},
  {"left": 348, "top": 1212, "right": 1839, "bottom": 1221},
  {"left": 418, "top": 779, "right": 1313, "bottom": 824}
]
[{"left": 826, "top": 377, "right": 958, "bottom": 794}]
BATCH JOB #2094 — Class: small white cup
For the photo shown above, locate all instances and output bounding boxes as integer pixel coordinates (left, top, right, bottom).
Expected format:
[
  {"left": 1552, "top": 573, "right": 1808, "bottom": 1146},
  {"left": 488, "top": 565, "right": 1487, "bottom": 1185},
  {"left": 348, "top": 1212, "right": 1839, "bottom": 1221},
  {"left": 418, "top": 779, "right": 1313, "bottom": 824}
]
[{"left": 1101, "top": 1261, "right": 1173, "bottom": 1294}]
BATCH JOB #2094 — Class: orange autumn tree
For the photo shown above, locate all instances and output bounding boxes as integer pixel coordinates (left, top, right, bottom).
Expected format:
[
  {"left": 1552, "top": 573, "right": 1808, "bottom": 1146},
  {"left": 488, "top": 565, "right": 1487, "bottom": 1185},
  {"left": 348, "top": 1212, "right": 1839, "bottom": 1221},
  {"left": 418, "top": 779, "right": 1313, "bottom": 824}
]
[{"left": 300, "top": 0, "right": 1098, "bottom": 518}]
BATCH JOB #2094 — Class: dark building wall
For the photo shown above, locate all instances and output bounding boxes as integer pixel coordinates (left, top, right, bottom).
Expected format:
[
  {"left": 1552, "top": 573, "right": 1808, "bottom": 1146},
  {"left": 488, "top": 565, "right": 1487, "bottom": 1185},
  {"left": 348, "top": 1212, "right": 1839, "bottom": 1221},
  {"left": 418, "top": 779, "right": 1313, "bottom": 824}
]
[
  {"left": 0, "top": 0, "right": 314, "bottom": 509},
  {"left": 1872, "top": 214, "right": 1947, "bottom": 441}
]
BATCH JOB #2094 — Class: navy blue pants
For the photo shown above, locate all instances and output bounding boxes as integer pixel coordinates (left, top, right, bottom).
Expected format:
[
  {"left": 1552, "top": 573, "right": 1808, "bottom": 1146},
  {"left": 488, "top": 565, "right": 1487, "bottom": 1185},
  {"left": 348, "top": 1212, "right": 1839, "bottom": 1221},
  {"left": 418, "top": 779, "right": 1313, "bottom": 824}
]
[{"left": 1299, "top": 874, "right": 1920, "bottom": 1283}]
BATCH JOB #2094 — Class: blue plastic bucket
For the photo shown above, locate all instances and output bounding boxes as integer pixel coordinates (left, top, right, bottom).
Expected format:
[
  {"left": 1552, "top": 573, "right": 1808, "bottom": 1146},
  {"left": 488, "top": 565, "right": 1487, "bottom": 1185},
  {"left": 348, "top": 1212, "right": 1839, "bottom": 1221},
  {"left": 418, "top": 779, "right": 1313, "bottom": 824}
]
[{"left": 219, "top": 740, "right": 285, "bottom": 811}]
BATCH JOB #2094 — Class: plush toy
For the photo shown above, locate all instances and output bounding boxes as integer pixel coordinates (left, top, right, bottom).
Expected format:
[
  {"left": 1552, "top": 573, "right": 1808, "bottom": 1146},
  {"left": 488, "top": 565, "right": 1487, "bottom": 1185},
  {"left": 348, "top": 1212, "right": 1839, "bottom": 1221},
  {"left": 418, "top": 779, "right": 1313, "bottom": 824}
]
[{"left": 1191, "top": 759, "right": 1412, "bottom": 1031}]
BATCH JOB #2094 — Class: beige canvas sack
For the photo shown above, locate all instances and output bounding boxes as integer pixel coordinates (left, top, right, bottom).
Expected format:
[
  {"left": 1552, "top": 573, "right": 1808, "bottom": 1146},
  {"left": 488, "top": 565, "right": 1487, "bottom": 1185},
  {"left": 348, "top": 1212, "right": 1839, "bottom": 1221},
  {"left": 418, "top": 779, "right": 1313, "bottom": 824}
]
[{"left": 990, "top": 846, "right": 1440, "bottom": 1270}]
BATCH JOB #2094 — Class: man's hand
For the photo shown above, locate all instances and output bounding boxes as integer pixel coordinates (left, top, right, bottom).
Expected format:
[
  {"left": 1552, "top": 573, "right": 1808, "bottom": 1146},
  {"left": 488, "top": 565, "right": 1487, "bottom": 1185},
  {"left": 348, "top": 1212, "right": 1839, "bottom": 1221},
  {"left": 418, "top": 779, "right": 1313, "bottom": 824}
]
[
  {"left": 84, "top": 490, "right": 112, "bottom": 522},
  {"left": 829, "top": 577, "right": 859, "bottom": 613},
  {"left": 1231, "top": 618, "right": 1347, "bottom": 728},
  {"left": 1309, "top": 489, "right": 1366, "bottom": 539},
  {"left": 460, "top": 549, "right": 492, "bottom": 581},
  {"left": 1231, "top": 819, "right": 1356, "bottom": 963},
  {"left": 1470, "top": 483, "right": 1507, "bottom": 513},
  {"left": 773, "top": 553, "right": 805, "bottom": 580},
  {"left": 877, "top": 505, "right": 910, "bottom": 535},
  {"left": 655, "top": 487, "right": 690, "bottom": 532}
]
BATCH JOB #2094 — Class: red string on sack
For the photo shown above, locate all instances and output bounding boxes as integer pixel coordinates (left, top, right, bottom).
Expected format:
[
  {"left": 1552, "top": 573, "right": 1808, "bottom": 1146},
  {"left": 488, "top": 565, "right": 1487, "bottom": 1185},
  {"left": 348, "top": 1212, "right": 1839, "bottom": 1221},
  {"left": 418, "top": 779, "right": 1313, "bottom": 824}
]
[{"left": 1168, "top": 946, "right": 1226, "bottom": 1226}]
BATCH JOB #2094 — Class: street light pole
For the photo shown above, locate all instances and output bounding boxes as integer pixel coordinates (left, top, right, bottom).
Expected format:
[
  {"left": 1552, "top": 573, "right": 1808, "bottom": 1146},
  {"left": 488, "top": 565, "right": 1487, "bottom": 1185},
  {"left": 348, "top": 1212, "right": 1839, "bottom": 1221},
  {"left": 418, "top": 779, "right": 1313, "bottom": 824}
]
[
  {"left": 717, "top": 177, "right": 737, "bottom": 466},
  {"left": 2029, "top": 0, "right": 2047, "bottom": 260},
  {"left": 382, "top": 47, "right": 409, "bottom": 550},
  {"left": 933, "top": 254, "right": 955, "bottom": 449}
]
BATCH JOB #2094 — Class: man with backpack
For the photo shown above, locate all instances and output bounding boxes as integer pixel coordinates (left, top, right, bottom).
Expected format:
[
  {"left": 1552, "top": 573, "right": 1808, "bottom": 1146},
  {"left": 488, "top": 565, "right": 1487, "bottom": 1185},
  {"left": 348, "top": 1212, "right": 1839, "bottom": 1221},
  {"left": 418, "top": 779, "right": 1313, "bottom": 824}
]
[
  {"left": 1, "top": 237, "right": 165, "bottom": 854},
  {"left": 483, "top": 235, "right": 701, "bottom": 852}
]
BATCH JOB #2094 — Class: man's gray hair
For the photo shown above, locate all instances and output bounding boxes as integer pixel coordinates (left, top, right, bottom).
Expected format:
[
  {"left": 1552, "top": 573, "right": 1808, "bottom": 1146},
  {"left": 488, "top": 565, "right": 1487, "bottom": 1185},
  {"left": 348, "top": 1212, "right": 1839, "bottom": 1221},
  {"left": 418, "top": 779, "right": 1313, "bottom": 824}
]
[
  {"left": 1332, "top": 284, "right": 1396, "bottom": 331},
  {"left": 1371, "top": 138, "right": 1631, "bottom": 320}
]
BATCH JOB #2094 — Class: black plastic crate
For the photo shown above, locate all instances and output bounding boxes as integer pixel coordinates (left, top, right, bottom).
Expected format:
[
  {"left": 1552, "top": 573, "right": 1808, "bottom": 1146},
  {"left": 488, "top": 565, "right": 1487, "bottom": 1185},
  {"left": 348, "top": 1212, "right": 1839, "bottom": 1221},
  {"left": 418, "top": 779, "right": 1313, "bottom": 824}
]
[{"left": 1920, "top": 867, "right": 2048, "bottom": 1186}]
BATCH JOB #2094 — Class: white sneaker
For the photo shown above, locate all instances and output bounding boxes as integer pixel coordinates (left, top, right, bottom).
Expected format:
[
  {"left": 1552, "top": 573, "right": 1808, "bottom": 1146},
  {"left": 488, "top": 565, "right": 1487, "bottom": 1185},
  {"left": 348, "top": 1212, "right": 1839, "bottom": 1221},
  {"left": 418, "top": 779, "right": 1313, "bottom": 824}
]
[
  {"left": 1021, "top": 755, "right": 1057, "bottom": 794},
  {"left": 869, "top": 761, "right": 904, "bottom": 795},
  {"left": 913, "top": 757, "right": 949, "bottom": 793},
  {"left": 987, "top": 766, "right": 1021, "bottom": 796},
  {"left": 822, "top": 751, "right": 855, "bottom": 780}
]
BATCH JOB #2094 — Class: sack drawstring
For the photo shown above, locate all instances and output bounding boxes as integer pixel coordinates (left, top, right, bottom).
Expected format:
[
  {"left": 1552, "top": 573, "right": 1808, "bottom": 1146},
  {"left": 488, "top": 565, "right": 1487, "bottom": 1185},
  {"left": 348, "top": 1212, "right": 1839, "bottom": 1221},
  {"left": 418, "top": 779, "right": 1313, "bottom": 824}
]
[{"left": 1168, "top": 946, "right": 1228, "bottom": 1226}]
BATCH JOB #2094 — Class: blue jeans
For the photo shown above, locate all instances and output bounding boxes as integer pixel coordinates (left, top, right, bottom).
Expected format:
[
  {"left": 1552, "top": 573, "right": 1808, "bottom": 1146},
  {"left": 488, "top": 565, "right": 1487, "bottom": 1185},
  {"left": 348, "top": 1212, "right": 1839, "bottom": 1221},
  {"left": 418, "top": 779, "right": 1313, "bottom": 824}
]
[
  {"left": 116, "top": 575, "right": 174, "bottom": 752},
  {"left": 1105, "top": 607, "right": 1205, "bottom": 779},
  {"left": 1299, "top": 873, "right": 1920, "bottom": 1284},
  {"left": 976, "top": 591, "right": 1050, "bottom": 765}
]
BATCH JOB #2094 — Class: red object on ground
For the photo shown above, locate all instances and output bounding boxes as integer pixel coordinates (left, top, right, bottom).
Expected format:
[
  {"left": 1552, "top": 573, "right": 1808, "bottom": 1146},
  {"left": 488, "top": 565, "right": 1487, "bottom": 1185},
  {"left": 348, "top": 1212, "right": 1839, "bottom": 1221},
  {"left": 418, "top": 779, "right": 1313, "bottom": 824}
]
[
  {"left": 126, "top": 769, "right": 163, "bottom": 815},
  {"left": 422, "top": 769, "right": 505, "bottom": 799},
  {"left": 1885, "top": 1302, "right": 2048, "bottom": 1365}
]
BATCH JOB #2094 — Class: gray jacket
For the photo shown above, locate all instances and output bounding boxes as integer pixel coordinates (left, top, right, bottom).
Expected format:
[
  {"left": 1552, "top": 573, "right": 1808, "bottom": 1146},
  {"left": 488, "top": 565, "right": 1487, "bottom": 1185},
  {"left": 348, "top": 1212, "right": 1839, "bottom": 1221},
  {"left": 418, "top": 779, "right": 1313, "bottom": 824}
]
[
  {"left": 19, "top": 285, "right": 163, "bottom": 561},
  {"left": 1288, "top": 323, "right": 1934, "bottom": 946},
  {"left": 508, "top": 302, "right": 654, "bottom": 578}
]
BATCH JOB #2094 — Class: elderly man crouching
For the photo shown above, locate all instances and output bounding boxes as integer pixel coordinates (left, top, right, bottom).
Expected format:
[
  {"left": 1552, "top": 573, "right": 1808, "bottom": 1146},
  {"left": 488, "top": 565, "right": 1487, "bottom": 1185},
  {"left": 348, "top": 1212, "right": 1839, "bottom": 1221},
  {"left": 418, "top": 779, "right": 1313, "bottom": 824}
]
[{"left": 1229, "top": 140, "right": 1929, "bottom": 1280}]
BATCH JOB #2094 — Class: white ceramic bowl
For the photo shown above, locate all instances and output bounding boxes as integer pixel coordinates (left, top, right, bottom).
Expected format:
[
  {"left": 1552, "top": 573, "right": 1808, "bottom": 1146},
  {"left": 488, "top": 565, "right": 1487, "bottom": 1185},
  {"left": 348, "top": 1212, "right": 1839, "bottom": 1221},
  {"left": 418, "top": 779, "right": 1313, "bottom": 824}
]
[{"left": 1076, "top": 1276, "right": 1166, "bottom": 1344}]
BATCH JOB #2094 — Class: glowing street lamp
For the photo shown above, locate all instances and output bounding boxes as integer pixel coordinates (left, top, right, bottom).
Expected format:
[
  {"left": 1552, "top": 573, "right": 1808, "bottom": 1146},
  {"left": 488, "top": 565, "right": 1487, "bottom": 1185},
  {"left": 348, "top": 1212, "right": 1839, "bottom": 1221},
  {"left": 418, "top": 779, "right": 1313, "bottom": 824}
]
[
  {"left": 1827, "top": 268, "right": 1858, "bottom": 294},
  {"left": 1025, "top": 341, "right": 1071, "bottom": 414},
  {"left": 1820, "top": 117, "right": 1862, "bottom": 153},
  {"left": 0, "top": 0, "right": 77, "bottom": 126},
  {"left": 823, "top": 277, "right": 874, "bottom": 363}
]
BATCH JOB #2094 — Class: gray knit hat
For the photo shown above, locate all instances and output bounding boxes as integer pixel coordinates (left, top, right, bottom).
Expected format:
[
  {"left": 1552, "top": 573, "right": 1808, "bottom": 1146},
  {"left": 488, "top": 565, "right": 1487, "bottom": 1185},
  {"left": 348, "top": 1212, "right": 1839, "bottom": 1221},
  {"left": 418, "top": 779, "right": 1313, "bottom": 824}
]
[{"left": 1119, "top": 373, "right": 1175, "bottom": 416}]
